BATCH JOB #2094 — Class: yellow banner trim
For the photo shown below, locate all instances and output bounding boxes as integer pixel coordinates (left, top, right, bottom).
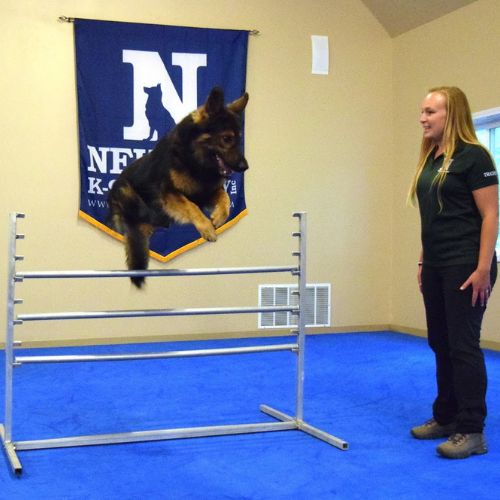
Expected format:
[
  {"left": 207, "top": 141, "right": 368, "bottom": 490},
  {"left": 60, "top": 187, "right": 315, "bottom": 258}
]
[{"left": 78, "top": 208, "right": 248, "bottom": 263}]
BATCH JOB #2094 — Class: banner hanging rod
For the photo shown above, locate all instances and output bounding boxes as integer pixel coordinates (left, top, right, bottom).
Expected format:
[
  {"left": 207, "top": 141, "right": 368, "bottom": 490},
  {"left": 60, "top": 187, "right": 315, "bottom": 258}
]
[{"left": 57, "top": 16, "right": 260, "bottom": 35}]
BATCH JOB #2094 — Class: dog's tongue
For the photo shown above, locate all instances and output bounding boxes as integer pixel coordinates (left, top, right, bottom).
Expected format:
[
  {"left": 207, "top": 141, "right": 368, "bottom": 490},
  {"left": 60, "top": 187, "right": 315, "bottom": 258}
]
[{"left": 216, "top": 155, "right": 234, "bottom": 177}]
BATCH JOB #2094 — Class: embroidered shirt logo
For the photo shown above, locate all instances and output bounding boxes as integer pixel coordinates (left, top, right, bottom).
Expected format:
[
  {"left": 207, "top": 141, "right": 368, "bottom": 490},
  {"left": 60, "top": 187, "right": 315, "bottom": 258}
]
[
  {"left": 484, "top": 171, "right": 498, "bottom": 177},
  {"left": 438, "top": 159, "right": 454, "bottom": 173}
]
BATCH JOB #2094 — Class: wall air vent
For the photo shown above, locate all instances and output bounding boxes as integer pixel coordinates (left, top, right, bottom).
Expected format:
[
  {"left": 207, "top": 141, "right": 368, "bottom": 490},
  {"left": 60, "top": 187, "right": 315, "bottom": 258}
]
[{"left": 258, "top": 284, "right": 331, "bottom": 329}]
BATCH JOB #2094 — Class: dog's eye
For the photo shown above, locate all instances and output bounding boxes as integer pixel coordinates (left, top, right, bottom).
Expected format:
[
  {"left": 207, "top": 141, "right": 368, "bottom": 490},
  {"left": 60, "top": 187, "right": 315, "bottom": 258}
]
[{"left": 221, "top": 135, "right": 235, "bottom": 147}]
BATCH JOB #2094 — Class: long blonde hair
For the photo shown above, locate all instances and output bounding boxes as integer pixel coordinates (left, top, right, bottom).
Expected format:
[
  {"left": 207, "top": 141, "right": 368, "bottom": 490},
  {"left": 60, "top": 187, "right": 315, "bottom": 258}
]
[{"left": 407, "top": 86, "right": 486, "bottom": 207}]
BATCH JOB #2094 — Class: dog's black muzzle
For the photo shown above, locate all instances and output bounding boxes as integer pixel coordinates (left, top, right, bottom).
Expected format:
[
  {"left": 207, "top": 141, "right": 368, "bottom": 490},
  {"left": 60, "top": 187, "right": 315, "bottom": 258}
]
[
  {"left": 216, "top": 154, "right": 248, "bottom": 178},
  {"left": 233, "top": 158, "right": 249, "bottom": 172}
]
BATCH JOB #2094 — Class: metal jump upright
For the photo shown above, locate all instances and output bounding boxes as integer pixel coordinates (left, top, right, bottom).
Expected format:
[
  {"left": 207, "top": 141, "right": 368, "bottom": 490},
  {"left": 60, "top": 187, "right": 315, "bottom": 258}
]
[{"left": 1, "top": 211, "right": 348, "bottom": 475}]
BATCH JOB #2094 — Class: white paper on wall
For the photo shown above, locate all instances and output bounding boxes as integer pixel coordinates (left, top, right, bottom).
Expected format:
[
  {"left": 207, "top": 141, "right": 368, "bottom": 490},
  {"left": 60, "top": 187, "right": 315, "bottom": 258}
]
[{"left": 311, "top": 35, "right": 329, "bottom": 75}]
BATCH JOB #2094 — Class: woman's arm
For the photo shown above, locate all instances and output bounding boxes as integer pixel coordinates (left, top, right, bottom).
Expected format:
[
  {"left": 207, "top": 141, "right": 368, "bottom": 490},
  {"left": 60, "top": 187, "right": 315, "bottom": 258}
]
[{"left": 460, "top": 184, "right": 499, "bottom": 306}]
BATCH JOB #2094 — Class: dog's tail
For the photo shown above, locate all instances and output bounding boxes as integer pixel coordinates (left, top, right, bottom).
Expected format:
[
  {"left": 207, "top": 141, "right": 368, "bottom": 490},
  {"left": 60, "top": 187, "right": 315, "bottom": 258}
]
[
  {"left": 108, "top": 180, "right": 153, "bottom": 289},
  {"left": 125, "top": 224, "right": 152, "bottom": 288}
]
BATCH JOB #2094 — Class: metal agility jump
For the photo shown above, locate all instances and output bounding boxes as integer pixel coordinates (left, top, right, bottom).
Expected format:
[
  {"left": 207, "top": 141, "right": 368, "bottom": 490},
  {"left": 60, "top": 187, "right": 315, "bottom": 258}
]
[{"left": 1, "top": 211, "right": 347, "bottom": 476}]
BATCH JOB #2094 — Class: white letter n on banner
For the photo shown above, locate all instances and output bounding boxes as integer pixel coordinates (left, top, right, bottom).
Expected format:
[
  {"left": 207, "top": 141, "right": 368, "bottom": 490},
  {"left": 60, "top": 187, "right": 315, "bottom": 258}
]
[{"left": 122, "top": 50, "right": 207, "bottom": 141}]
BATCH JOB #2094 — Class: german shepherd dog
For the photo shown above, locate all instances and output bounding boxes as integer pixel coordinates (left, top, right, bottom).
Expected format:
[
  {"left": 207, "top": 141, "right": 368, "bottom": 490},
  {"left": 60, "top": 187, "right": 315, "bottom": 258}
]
[{"left": 107, "top": 87, "right": 249, "bottom": 288}]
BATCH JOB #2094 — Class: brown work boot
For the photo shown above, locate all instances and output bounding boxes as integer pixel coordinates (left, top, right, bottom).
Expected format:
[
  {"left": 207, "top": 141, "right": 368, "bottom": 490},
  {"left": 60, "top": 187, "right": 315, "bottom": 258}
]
[
  {"left": 436, "top": 433, "right": 488, "bottom": 459},
  {"left": 411, "top": 418, "right": 455, "bottom": 440}
]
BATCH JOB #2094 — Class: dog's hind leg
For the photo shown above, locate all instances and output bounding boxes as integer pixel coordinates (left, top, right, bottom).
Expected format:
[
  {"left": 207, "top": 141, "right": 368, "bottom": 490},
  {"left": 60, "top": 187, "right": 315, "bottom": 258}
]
[{"left": 125, "top": 223, "right": 154, "bottom": 288}]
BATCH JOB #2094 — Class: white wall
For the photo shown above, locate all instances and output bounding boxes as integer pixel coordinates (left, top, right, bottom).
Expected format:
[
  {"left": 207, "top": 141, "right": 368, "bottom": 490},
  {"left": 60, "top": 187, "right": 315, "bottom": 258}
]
[
  {"left": 392, "top": 0, "right": 500, "bottom": 343},
  {"left": 0, "top": 0, "right": 393, "bottom": 345},
  {"left": 3, "top": 0, "right": 497, "bottom": 348}
]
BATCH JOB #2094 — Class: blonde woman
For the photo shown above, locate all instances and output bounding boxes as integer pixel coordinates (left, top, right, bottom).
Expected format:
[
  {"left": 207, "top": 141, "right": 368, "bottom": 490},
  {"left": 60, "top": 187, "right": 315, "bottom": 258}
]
[{"left": 408, "top": 87, "right": 498, "bottom": 459}]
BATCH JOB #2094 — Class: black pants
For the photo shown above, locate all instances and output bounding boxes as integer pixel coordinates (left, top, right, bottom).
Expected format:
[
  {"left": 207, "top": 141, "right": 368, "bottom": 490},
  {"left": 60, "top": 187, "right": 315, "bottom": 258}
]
[{"left": 421, "top": 260, "right": 497, "bottom": 433}]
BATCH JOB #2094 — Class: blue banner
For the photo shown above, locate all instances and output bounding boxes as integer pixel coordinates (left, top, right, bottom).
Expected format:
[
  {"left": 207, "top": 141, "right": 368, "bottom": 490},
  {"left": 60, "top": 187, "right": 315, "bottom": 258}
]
[{"left": 75, "top": 19, "right": 248, "bottom": 261}]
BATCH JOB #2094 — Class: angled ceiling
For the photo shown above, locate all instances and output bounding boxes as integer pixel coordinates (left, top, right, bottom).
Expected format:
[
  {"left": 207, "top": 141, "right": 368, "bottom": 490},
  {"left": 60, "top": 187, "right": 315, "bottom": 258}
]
[{"left": 360, "top": 0, "right": 479, "bottom": 37}]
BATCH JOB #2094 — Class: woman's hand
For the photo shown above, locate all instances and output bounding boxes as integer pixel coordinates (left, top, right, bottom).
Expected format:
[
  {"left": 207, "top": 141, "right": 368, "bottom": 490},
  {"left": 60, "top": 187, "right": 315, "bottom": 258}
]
[{"left": 460, "top": 268, "right": 491, "bottom": 307}]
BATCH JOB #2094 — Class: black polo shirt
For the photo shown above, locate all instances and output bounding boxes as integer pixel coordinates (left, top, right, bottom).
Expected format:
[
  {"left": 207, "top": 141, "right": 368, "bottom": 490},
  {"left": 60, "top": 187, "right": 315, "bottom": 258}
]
[{"left": 416, "top": 142, "right": 498, "bottom": 266}]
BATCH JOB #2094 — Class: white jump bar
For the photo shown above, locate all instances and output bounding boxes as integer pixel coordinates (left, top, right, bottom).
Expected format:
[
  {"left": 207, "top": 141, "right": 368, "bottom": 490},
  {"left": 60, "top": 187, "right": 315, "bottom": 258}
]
[
  {"left": 16, "top": 265, "right": 298, "bottom": 280},
  {"left": 15, "top": 343, "right": 299, "bottom": 364},
  {"left": 17, "top": 305, "right": 298, "bottom": 322}
]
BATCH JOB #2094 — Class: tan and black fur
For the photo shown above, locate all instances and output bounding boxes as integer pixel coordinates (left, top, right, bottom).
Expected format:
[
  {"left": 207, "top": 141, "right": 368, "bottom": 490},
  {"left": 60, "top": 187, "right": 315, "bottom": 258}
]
[{"left": 108, "top": 87, "right": 249, "bottom": 287}]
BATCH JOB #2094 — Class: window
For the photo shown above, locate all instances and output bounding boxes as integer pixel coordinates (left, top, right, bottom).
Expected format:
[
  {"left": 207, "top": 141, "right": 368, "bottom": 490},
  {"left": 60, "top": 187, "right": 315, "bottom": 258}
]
[{"left": 473, "top": 108, "right": 500, "bottom": 259}]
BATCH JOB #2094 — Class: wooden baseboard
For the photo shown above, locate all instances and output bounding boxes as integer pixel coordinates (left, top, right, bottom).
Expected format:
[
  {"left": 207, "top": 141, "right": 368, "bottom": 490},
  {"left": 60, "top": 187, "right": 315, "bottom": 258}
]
[
  {"left": 389, "top": 324, "right": 500, "bottom": 351},
  {"left": 0, "top": 325, "right": 391, "bottom": 349},
  {"left": 1, "top": 324, "right": 499, "bottom": 351}
]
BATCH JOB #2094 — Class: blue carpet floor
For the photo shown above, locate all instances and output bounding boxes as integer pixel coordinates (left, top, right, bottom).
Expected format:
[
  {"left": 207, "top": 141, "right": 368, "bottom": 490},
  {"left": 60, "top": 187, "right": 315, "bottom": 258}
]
[{"left": 1, "top": 331, "right": 500, "bottom": 499}]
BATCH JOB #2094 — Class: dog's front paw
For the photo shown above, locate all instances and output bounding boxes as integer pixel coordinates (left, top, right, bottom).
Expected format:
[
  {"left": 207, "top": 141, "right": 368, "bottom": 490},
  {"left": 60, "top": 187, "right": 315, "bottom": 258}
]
[
  {"left": 210, "top": 207, "right": 229, "bottom": 229},
  {"left": 198, "top": 221, "right": 217, "bottom": 242}
]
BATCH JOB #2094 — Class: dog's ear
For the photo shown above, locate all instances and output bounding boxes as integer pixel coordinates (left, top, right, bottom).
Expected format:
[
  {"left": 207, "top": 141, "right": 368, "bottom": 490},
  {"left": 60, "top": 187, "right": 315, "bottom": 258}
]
[
  {"left": 228, "top": 92, "right": 249, "bottom": 114},
  {"left": 204, "top": 87, "right": 225, "bottom": 116}
]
